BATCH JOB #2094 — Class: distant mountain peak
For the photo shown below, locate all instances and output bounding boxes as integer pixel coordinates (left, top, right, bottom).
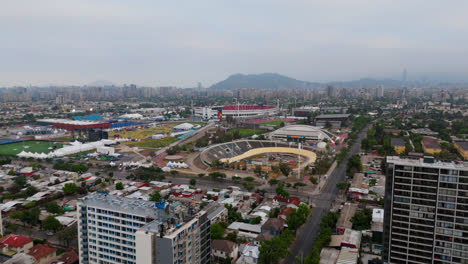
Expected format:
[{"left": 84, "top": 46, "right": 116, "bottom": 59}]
[
  {"left": 209, "top": 73, "right": 319, "bottom": 90},
  {"left": 87, "top": 80, "right": 115, "bottom": 87}
]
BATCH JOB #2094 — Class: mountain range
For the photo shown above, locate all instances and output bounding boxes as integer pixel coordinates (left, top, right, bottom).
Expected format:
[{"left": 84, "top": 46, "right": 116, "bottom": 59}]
[{"left": 209, "top": 73, "right": 468, "bottom": 90}]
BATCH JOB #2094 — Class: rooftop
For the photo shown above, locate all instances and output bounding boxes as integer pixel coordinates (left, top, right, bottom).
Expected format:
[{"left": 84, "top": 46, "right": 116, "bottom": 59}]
[
  {"left": 390, "top": 138, "right": 405, "bottom": 147},
  {"left": 336, "top": 247, "right": 359, "bottom": 264},
  {"left": 79, "top": 192, "right": 172, "bottom": 220},
  {"left": 212, "top": 240, "right": 237, "bottom": 253},
  {"left": 455, "top": 141, "right": 468, "bottom": 151},
  {"left": 315, "top": 114, "right": 351, "bottom": 119},
  {"left": 223, "top": 105, "right": 275, "bottom": 111},
  {"left": 27, "top": 244, "right": 56, "bottom": 260},
  {"left": 386, "top": 156, "right": 468, "bottom": 170},
  {"left": 422, "top": 137, "right": 441, "bottom": 150},
  {"left": 0, "top": 234, "right": 33, "bottom": 248},
  {"left": 337, "top": 203, "right": 358, "bottom": 229}
]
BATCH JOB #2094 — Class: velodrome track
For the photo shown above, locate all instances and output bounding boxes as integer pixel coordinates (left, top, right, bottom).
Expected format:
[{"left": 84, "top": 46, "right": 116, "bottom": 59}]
[{"left": 220, "top": 147, "right": 317, "bottom": 169}]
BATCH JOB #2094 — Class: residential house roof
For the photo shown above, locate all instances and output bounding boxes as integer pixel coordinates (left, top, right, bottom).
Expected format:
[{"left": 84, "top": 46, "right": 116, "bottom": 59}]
[{"left": 212, "top": 240, "right": 237, "bottom": 253}]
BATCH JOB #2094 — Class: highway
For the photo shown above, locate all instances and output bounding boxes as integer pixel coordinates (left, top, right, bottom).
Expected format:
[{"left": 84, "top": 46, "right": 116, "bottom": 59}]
[{"left": 283, "top": 123, "right": 370, "bottom": 263}]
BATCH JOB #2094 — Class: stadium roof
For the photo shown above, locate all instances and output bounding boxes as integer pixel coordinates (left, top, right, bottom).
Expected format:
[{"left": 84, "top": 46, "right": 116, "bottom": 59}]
[
  {"left": 223, "top": 105, "right": 275, "bottom": 110},
  {"left": 37, "top": 118, "right": 108, "bottom": 126},
  {"left": 315, "top": 114, "right": 351, "bottom": 119},
  {"left": 270, "top": 125, "right": 335, "bottom": 140}
]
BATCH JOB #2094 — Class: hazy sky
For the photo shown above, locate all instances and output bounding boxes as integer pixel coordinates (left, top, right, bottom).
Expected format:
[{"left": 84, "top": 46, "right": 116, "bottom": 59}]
[{"left": 1, "top": 0, "right": 468, "bottom": 87}]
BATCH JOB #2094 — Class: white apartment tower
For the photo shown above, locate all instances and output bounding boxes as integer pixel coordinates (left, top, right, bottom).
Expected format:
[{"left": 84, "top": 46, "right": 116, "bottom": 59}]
[{"left": 78, "top": 193, "right": 211, "bottom": 264}]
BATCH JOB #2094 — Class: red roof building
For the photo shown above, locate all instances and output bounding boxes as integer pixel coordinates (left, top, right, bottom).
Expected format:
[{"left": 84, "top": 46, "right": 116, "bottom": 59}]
[
  {"left": 0, "top": 234, "right": 34, "bottom": 254},
  {"left": 27, "top": 244, "right": 56, "bottom": 263},
  {"left": 55, "top": 250, "right": 79, "bottom": 264}
]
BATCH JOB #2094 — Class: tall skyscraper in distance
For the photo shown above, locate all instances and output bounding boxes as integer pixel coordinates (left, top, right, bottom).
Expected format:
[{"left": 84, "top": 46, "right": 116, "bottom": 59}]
[
  {"left": 402, "top": 69, "right": 408, "bottom": 83},
  {"left": 327, "top": 85, "right": 337, "bottom": 98},
  {"left": 377, "top": 85, "right": 384, "bottom": 97},
  {"left": 78, "top": 193, "right": 211, "bottom": 264},
  {"left": 383, "top": 156, "right": 468, "bottom": 264}
]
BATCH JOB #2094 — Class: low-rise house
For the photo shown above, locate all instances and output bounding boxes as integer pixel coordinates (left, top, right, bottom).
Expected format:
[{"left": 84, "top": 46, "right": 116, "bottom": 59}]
[
  {"left": 0, "top": 234, "right": 34, "bottom": 256},
  {"left": 212, "top": 240, "right": 239, "bottom": 262},
  {"left": 454, "top": 141, "right": 468, "bottom": 160},
  {"left": 336, "top": 247, "right": 359, "bottom": 264},
  {"left": 336, "top": 203, "right": 357, "bottom": 234},
  {"left": 260, "top": 218, "right": 284, "bottom": 236},
  {"left": 27, "top": 244, "right": 56, "bottom": 264},
  {"left": 422, "top": 136, "right": 441, "bottom": 154},
  {"left": 3, "top": 253, "right": 35, "bottom": 264},
  {"left": 390, "top": 138, "right": 405, "bottom": 154},
  {"left": 341, "top": 229, "right": 362, "bottom": 249},
  {"left": 236, "top": 244, "right": 259, "bottom": 264},
  {"left": 53, "top": 250, "right": 78, "bottom": 264}
]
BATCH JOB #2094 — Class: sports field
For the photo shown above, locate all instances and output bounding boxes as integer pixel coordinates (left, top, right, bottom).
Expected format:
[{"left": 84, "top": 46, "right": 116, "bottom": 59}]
[
  {"left": 0, "top": 141, "right": 62, "bottom": 156},
  {"left": 260, "top": 120, "right": 283, "bottom": 126}
]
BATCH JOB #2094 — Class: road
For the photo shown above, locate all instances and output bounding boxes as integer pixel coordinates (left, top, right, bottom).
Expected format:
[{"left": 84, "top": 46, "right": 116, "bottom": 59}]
[{"left": 283, "top": 123, "right": 370, "bottom": 263}]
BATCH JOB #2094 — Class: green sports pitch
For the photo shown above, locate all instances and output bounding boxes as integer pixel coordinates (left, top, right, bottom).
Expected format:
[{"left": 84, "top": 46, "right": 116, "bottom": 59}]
[{"left": 0, "top": 141, "right": 63, "bottom": 156}]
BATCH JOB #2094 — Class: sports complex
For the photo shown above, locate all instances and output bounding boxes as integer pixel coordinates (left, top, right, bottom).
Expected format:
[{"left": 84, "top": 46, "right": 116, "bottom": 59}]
[{"left": 200, "top": 140, "right": 317, "bottom": 178}]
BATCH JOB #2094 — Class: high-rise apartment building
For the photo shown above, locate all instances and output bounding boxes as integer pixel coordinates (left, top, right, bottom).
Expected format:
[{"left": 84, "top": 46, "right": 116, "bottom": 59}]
[
  {"left": 78, "top": 193, "right": 211, "bottom": 264},
  {"left": 377, "top": 85, "right": 384, "bottom": 97},
  {"left": 327, "top": 85, "right": 337, "bottom": 98},
  {"left": 383, "top": 156, "right": 468, "bottom": 264}
]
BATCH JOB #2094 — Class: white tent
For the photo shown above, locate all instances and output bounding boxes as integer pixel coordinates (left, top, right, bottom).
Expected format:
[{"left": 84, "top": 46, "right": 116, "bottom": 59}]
[{"left": 173, "top": 123, "right": 194, "bottom": 130}]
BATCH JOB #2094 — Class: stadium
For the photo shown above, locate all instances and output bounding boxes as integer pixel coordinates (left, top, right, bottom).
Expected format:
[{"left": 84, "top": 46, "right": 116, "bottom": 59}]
[
  {"left": 200, "top": 140, "right": 316, "bottom": 178},
  {"left": 269, "top": 125, "right": 336, "bottom": 143},
  {"left": 194, "top": 105, "right": 278, "bottom": 120}
]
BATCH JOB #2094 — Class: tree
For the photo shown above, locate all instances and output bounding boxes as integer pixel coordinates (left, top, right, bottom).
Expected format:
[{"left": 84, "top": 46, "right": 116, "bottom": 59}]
[
  {"left": 270, "top": 165, "right": 280, "bottom": 174},
  {"left": 268, "top": 207, "right": 280, "bottom": 218},
  {"left": 275, "top": 185, "right": 290, "bottom": 198},
  {"left": 149, "top": 190, "right": 162, "bottom": 202},
  {"left": 346, "top": 154, "right": 362, "bottom": 175},
  {"left": 254, "top": 165, "right": 262, "bottom": 176},
  {"left": 115, "top": 182, "right": 124, "bottom": 190},
  {"left": 45, "top": 201, "right": 63, "bottom": 214},
  {"left": 293, "top": 182, "right": 306, "bottom": 189},
  {"left": 13, "top": 175, "right": 27, "bottom": 188},
  {"left": 198, "top": 173, "right": 205, "bottom": 178},
  {"left": 62, "top": 183, "right": 78, "bottom": 195},
  {"left": 108, "top": 172, "right": 114, "bottom": 178},
  {"left": 350, "top": 208, "right": 372, "bottom": 230},
  {"left": 190, "top": 178, "right": 197, "bottom": 186},
  {"left": 259, "top": 230, "right": 294, "bottom": 264},
  {"left": 279, "top": 163, "right": 291, "bottom": 176},
  {"left": 211, "top": 223, "right": 225, "bottom": 240},
  {"left": 286, "top": 204, "right": 310, "bottom": 232},
  {"left": 57, "top": 224, "right": 77, "bottom": 247},
  {"left": 336, "top": 182, "right": 349, "bottom": 191},
  {"left": 42, "top": 216, "right": 61, "bottom": 232},
  {"left": 251, "top": 216, "right": 262, "bottom": 224},
  {"left": 268, "top": 179, "right": 279, "bottom": 186},
  {"left": 209, "top": 171, "right": 226, "bottom": 181},
  {"left": 25, "top": 186, "right": 39, "bottom": 196},
  {"left": 226, "top": 231, "right": 238, "bottom": 243},
  {"left": 309, "top": 177, "right": 318, "bottom": 185}
]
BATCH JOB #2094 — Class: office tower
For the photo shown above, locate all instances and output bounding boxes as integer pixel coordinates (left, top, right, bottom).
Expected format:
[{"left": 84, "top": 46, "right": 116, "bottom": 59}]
[
  {"left": 383, "top": 156, "right": 468, "bottom": 264},
  {"left": 327, "top": 85, "right": 337, "bottom": 98},
  {"left": 377, "top": 85, "right": 384, "bottom": 97},
  {"left": 78, "top": 193, "right": 211, "bottom": 264}
]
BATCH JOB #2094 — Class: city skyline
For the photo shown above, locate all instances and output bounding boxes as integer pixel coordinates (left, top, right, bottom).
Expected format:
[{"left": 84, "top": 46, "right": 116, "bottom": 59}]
[{"left": 2, "top": 0, "right": 468, "bottom": 87}]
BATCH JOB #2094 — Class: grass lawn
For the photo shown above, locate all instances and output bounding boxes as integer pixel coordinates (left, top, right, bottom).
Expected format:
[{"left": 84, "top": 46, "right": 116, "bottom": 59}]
[
  {"left": 260, "top": 120, "right": 283, "bottom": 126},
  {"left": 122, "top": 137, "right": 178, "bottom": 148},
  {"left": 228, "top": 129, "right": 264, "bottom": 138},
  {"left": 109, "top": 126, "right": 174, "bottom": 140},
  {"left": 0, "top": 141, "right": 62, "bottom": 156}
]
